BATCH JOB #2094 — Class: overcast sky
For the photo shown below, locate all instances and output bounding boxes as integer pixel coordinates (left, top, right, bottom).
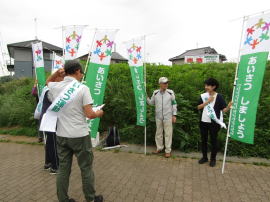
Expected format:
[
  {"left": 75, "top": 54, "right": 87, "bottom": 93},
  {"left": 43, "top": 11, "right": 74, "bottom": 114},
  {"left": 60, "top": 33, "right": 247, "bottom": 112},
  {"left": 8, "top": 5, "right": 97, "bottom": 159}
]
[{"left": 0, "top": 0, "right": 269, "bottom": 65}]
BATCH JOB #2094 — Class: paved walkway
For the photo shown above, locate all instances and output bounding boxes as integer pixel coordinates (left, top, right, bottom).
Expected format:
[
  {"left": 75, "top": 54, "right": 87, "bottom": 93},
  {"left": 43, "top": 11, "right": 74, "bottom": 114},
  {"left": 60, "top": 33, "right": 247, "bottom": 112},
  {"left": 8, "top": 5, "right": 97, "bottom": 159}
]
[{"left": 0, "top": 142, "right": 270, "bottom": 202}]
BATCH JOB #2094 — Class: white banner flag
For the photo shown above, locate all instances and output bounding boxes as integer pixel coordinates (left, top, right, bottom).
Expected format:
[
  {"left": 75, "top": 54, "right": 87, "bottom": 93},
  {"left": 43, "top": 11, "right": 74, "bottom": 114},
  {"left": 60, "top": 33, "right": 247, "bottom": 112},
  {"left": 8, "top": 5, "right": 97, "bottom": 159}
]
[
  {"left": 32, "top": 42, "right": 44, "bottom": 68},
  {"left": 63, "top": 25, "right": 85, "bottom": 60},
  {"left": 126, "top": 37, "right": 144, "bottom": 67},
  {"left": 52, "top": 52, "right": 64, "bottom": 74},
  {"left": 89, "top": 29, "right": 118, "bottom": 65},
  {"left": 0, "top": 37, "right": 9, "bottom": 77},
  {"left": 240, "top": 14, "right": 270, "bottom": 55}
]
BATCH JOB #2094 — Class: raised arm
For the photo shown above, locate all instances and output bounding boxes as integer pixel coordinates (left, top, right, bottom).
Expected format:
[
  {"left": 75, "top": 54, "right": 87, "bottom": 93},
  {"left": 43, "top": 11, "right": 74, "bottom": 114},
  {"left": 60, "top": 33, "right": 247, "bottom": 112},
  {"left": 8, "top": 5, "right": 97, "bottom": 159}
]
[{"left": 46, "top": 68, "right": 65, "bottom": 85}]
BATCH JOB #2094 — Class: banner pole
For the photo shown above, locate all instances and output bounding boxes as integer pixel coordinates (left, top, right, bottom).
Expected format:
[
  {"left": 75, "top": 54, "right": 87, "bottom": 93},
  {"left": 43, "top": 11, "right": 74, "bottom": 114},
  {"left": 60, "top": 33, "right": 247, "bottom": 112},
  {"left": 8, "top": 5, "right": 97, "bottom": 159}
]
[
  {"left": 32, "top": 42, "right": 40, "bottom": 96},
  {"left": 83, "top": 28, "right": 97, "bottom": 82},
  {"left": 144, "top": 35, "right": 147, "bottom": 155},
  {"left": 51, "top": 51, "right": 55, "bottom": 74},
  {"left": 62, "top": 26, "right": 65, "bottom": 60},
  {"left": 222, "top": 16, "right": 246, "bottom": 174}
]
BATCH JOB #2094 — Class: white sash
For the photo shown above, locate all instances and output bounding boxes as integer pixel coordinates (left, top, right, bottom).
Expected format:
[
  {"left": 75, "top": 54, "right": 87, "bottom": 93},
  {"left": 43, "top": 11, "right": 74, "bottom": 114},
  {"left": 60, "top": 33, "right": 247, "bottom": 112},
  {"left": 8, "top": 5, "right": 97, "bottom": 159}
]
[
  {"left": 34, "top": 86, "right": 49, "bottom": 120},
  {"left": 39, "top": 80, "right": 84, "bottom": 132},
  {"left": 201, "top": 93, "right": 226, "bottom": 129}
]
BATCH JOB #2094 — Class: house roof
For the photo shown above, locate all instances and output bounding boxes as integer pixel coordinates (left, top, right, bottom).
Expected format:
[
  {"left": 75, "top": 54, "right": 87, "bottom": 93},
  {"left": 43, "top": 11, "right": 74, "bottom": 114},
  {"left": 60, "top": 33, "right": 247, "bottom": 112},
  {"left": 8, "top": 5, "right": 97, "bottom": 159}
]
[
  {"left": 77, "top": 52, "right": 128, "bottom": 61},
  {"left": 169, "top": 46, "right": 226, "bottom": 61},
  {"left": 7, "top": 39, "right": 62, "bottom": 58},
  {"left": 111, "top": 52, "right": 128, "bottom": 61}
]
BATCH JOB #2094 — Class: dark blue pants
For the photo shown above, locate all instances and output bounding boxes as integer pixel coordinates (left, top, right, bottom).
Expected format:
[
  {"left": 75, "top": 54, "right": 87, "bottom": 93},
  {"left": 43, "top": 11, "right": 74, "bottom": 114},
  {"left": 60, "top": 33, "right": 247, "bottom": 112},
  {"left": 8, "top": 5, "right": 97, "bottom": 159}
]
[
  {"left": 199, "top": 122, "right": 220, "bottom": 160},
  {"left": 44, "top": 132, "right": 59, "bottom": 170}
]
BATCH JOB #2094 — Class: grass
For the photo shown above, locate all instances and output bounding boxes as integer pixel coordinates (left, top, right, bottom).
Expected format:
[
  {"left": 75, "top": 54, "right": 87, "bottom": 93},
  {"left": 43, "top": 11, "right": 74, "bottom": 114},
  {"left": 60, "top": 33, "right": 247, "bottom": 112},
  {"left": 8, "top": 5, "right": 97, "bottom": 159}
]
[
  {"left": 252, "top": 162, "right": 270, "bottom": 167},
  {"left": 0, "top": 139, "right": 43, "bottom": 146},
  {"left": 0, "top": 127, "right": 37, "bottom": 137}
]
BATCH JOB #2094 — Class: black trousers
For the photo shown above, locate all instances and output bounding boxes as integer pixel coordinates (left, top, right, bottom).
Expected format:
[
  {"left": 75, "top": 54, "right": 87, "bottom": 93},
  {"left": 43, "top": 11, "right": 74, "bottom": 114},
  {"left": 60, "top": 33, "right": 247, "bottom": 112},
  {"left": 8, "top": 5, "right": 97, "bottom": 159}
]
[
  {"left": 199, "top": 121, "right": 220, "bottom": 160},
  {"left": 44, "top": 132, "right": 59, "bottom": 170}
]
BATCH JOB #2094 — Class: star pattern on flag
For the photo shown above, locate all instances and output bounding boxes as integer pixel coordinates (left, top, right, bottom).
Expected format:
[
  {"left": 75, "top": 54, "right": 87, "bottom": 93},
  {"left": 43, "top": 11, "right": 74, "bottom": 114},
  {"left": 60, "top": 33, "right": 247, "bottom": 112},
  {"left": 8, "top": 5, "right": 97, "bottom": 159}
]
[
  {"left": 54, "top": 60, "right": 64, "bottom": 69},
  {"left": 93, "top": 35, "right": 114, "bottom": 62},
  {"left": 35, "top": 48, "right": 43, "bottom": 61},
  {"left": 127, "top": 43, "right": 143, "bottom": 65},
  {"left": 244, "top": 18, "right": 270, "bottom": 50},
  {"left": 53, "top": 54, "right": 64, "bottom": 71},
  {"left": 69, "top": 49, "right": 76, "bottom": 57},
  {"left": 65, "top": 30, "right": 82, "bottom": 57}
]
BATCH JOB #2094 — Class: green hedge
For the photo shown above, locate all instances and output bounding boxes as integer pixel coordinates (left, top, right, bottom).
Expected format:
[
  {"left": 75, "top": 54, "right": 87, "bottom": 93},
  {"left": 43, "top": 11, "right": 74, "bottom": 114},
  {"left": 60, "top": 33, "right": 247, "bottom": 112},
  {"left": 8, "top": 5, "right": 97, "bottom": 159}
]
[
  {"left": 101, "top": 62, "right": 270, "bottom": 158},
  {"left": 0, "top": 62, "right": 270, "bottom": 158}
]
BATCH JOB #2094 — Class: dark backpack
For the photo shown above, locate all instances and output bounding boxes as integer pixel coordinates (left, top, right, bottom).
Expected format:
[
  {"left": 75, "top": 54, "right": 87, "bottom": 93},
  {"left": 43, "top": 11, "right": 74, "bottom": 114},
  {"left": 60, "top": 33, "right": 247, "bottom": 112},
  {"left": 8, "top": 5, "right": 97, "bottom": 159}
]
[{"left": 106, "top": 126, "right": 120, "bottom": 147}]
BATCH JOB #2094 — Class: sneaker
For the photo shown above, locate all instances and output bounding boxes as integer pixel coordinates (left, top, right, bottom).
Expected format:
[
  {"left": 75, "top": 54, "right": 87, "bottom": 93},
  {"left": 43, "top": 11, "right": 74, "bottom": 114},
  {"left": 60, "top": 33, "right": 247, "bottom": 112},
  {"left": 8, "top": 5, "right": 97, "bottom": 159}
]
[
  {"left": 198, "top": 158, "right": 208, "bottom": 164},
  {"left": 209, "top": 160, "right": 216, "bottom": 167},
  {"left": 43, "top": 164, "right": 51, "bottom": 170},
  {"left": 69, "top": 199, "right": 76, "bottom": 202},
  {"left": 94, "top": 195, "right": 103, "bottom": 202},
  {"left": 50, "top": 168, "right": 58, "bottom": 175}
]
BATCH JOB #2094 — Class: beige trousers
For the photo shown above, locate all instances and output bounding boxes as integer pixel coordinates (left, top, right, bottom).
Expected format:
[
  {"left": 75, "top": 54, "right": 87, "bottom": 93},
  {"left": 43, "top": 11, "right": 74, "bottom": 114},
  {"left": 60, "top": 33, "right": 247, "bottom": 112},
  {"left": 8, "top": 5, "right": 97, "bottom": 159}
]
[{"left": 155, "top": 119, "right": 173, "bottom": 153}]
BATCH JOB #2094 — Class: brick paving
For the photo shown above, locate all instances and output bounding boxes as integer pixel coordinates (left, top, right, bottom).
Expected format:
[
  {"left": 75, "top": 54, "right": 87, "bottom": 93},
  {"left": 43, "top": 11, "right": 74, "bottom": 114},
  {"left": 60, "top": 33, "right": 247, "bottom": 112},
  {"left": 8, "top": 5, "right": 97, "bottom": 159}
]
[{"left": 0, "top": 142, "right": 270, "bottom": 202}]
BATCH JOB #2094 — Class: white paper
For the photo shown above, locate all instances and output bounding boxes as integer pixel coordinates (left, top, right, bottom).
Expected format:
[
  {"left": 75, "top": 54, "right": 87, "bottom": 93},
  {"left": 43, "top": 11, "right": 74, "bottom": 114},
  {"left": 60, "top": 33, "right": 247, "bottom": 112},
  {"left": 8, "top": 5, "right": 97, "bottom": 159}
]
[
  {"left": 92, "top": 104, "right": 105, "bottom": 112},
  {"left": 39, "top": 112, "right": 58, "bottom": 132}
]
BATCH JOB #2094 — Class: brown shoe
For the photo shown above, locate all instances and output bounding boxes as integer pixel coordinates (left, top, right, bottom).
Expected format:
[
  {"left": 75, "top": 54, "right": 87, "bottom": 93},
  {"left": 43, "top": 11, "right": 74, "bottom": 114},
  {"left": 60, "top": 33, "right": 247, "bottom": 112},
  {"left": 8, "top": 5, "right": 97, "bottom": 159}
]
[
  {"left": 152, "top": 150, "right": 162, "bottom": 154},
  {"left": 165, "top": 153, "right": 171, "bottom": 158}
]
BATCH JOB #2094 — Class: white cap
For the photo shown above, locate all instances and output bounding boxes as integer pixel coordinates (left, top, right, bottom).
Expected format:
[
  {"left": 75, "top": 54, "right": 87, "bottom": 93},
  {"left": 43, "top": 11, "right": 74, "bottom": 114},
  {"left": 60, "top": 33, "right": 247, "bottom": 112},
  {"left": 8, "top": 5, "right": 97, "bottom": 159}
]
[{"left": 159, "top": 77, "right": 169, "bottom": 84}]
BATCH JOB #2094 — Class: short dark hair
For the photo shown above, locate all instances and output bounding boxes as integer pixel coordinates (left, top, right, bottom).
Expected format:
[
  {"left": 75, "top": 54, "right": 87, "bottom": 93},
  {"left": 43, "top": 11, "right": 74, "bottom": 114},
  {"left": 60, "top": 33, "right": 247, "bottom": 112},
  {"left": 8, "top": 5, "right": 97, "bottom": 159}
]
[
  {"left": 204, "top": 78, "right": 219, "bottom": 91},
  {"left": 64, "top": 60, "right": 83, "bottom": 75}
]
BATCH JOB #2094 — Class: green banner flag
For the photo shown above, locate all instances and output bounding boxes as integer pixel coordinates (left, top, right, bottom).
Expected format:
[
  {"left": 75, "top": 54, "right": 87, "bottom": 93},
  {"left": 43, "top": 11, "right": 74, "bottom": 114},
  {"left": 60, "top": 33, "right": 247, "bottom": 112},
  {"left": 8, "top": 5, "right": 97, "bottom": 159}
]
[
  {"left": 36, "top": 67, "right": 46, "bottom": 95},
  {"left": 126, "top": 39, "right": 146, "bottom": 126},
  {"left": 229, "top": 14, "right": 270, "bottom": 144},
  {"left": 229, "top": 52, "right": 268, "bottom": 144},
  {"left": 129, "top": 65, "right": 146, "bottom": 126},
  {"left": 84, "top": 30, "right": 118, "bottom": 138},
  {"left": 32, "top": 42, "right": 46, "bottom": 96},
  {"left": 84, "top": 63, "right": 110, "bottom": 138}
]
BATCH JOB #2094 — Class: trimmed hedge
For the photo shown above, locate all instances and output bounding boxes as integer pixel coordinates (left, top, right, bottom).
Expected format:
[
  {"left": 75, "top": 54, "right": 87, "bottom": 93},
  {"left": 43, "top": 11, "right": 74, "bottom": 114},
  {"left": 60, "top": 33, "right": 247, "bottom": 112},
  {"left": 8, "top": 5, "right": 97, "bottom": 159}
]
[{"left": 0, "top": 62, "right": 270, "bottom": 158}]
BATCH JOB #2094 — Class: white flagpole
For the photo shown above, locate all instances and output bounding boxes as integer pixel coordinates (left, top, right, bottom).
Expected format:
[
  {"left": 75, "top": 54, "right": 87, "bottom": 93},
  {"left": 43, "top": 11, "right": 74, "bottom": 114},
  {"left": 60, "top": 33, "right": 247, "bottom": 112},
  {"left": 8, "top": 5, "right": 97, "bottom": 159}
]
[
  {"left": 62, "top": 26, "right": 65, "bottom": 61},
  {"left": 143, "top": 35, "right": 147, "bottom": 155},
  {"left": 51, "top": 51, "right": 55, "bottom": 74},
  {"left": 221, "top": 16, "right": 247, "bottom": 174},
  {"left": 83, "top": 28, "right": 97, "bottom": 82}
]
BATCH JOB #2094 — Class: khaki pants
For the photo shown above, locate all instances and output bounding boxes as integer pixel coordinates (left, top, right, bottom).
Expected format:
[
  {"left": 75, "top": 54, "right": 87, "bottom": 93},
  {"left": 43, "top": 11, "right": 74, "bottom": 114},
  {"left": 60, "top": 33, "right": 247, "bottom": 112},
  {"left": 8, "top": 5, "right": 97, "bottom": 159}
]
[
  {"left": 155, "top": 119, "right": 173, "bottom": 153},
  {"left": 56, "top": 135, "right": 95, "bottom": 202}
]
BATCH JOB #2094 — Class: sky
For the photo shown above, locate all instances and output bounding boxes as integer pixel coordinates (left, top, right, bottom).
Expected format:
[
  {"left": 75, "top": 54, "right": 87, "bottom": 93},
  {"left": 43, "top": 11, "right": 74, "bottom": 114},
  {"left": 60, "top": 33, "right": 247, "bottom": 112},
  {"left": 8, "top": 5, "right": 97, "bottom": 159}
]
[{"left": 0, "top": 0, "right": 269, "bottom": 65}]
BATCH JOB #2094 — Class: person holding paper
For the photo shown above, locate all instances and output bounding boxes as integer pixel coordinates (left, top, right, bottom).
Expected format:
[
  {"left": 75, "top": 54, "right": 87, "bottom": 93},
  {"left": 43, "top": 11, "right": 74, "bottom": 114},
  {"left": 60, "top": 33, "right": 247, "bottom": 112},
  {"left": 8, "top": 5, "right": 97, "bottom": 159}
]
[
  {"left": 147, "top": 77, "right": 177, "bottom": 158},
  {"left": 197, "top": 78, "right": 232, "bottom": 167},
  {"left": 46, "top": 60, "right": 104, "bottom": 202}
]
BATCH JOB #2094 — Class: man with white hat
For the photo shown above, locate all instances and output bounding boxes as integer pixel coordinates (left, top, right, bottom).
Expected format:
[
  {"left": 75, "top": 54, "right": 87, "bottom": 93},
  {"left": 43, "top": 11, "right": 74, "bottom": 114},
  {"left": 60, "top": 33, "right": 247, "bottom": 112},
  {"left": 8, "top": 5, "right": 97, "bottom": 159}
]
[{"left": 147, "top": 77, "right": 177, "bottom": 158}]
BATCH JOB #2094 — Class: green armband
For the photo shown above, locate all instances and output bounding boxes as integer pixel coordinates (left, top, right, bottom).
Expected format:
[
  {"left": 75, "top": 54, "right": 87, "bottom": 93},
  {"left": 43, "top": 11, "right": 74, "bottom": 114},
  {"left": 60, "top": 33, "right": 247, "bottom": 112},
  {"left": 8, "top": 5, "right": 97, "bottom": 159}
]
[{"left": 172, "top": 100, "right": 177, "bottom": 105}]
